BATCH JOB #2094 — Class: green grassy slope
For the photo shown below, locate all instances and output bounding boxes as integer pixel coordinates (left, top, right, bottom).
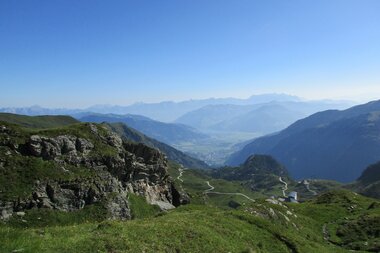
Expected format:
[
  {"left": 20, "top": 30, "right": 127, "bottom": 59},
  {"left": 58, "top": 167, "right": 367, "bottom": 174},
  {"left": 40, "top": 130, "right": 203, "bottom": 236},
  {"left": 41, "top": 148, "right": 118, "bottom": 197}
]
[
  {"left": 1, "top": 114, "right": 379, "bottom": 252},
  {"left": 168, "top": 162, "right": 264, "bottom": 208},
  {"left": 297, "top": 190, "right": 380, "bottom": 252},
  {"left": 2, "top": 190, "right": 378, "bottom": 252},
  {"left": 0, "top": 113, "right": 79, "bottom": 129}
]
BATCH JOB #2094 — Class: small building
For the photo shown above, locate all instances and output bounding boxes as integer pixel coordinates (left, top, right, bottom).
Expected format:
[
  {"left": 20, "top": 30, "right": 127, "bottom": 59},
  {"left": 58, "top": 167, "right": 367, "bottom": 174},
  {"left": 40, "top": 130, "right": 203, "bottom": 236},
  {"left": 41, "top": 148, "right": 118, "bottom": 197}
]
[{"left": 286, "top": 191, "right": 298, "bottom": 203}]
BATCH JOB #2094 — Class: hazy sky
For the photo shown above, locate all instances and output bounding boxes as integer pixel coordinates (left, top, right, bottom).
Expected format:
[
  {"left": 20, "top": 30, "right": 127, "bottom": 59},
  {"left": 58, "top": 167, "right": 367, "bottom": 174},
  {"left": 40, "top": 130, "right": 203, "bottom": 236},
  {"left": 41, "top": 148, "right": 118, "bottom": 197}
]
[{"left": 1, "top": 0, "right": 380, "bottom": 107}]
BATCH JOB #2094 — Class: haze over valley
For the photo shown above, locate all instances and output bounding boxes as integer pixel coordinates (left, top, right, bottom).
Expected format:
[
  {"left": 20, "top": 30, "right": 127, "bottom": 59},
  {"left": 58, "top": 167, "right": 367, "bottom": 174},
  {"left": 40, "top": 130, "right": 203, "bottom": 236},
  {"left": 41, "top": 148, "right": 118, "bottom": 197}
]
[{"left": 0, "top": 94, "right": 354, "bottom": 166}]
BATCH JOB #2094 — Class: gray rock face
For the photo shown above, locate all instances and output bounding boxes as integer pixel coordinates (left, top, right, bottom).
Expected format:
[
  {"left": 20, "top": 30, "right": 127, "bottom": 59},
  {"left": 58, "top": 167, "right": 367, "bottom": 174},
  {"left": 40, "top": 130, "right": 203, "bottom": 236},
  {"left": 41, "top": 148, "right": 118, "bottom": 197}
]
[
  {"left": 76, "top": 138, "right": 94, "bottom": 154},
  {"left": 0, "top": 123, "right": 184, "bottom": 220},
  {"left": 27, "top": 135, "right": 83, "bottom": 159},
  {"left": 0, "top": 202, "right": 13, "bottom": 220}
]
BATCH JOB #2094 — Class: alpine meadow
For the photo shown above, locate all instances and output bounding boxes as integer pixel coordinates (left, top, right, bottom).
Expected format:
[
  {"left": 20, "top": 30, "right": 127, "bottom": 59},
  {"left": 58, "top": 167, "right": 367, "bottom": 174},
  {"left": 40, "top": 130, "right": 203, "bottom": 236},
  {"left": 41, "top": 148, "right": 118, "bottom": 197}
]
[{"left": 1, "top": 1, "right": 380, "bottom": 252}]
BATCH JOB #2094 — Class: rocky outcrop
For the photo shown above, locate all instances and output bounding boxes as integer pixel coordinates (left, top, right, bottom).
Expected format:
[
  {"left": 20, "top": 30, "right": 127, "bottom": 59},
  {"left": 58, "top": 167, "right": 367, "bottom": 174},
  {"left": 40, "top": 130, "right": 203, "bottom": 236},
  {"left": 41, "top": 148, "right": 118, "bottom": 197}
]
[
  {"left": 27, "top": 134, "right": 90, "bottom": 159},
  {"left": 24, "top": 169, "right": 132, "bottom": 219},
  {"left": 0, "top": 123, "right": 184, "bottom": 220}
]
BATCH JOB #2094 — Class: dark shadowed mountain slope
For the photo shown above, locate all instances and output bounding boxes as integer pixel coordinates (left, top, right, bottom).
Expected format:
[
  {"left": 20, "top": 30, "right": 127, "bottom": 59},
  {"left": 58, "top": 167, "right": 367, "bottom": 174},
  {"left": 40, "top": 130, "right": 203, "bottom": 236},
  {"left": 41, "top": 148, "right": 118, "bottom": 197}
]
[
  {"left": 241, "top": 154, "right": 289, "bottom": 177},
  {"left": 358, "top": 161, "right": 380, "bottom": 184},
  {"left": 213, "top": 154, "right": 289, "bottom": 181},
  {"left": 210, "top": 155, "right": 293, "bottom": 196},
  {"left": 350, "top": 161, "right": 380, "bottom": 199},
  {"left": 78, "top": 113, "right": 208, "bottom": 145},
  {"left": 227, "top": 100, "right": 380, "bottom": 182},
  {"left": 104, "top": 122, "right": 210, "bottom": 169}
]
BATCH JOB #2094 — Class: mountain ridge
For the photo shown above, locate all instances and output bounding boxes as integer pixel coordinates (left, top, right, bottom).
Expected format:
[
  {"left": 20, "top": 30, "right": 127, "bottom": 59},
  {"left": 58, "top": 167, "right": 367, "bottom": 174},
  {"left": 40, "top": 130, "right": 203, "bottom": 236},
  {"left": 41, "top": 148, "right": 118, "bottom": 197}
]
[
  {"left": 77, "top": 113, "right": 208, "bottom": 145},
  {"left": 0, "top": 93, "right": 302, "bottom": 122},
  {"left": 175, "top": 100, "right": 353, "bottom": 133},
  {"left": 227, "top": 100, "right": 380, "bottom": 182},
  {"left": 104, "top": 122, "right": 210, "bottom": 169}
]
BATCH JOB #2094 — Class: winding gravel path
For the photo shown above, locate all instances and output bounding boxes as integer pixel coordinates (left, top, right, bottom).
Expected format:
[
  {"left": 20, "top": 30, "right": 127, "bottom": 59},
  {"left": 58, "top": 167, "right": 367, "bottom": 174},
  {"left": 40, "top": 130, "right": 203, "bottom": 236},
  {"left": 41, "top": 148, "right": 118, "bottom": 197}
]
[
  {"left": 177, "top": 166, "right": 185, "bottom": 183},
  {"left": 204, "top": 181, "right": 215, "bottom": 192},
  {"left": 304, "top": 181, "right": 317, "bottom": 196},
  {"left": 204, "top": 181, "right": 255, "bottom": 202},
  {"left": 279, "top": 177, "right": 288, "bottom": 197},
  {"left": 177, "top": 169, "right": 255, "bottom": 203}
]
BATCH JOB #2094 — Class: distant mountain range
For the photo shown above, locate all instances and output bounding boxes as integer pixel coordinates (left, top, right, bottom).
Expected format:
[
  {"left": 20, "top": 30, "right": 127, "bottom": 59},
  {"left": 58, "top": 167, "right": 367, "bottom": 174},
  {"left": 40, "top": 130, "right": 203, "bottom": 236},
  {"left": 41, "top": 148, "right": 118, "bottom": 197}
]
[
  {"left": 0, "top": 93, "right": 301, "bottom": 122},
  {"left": 227, "top": 100, "right": 380, "bottom": 182},
  {"left": 175, "top": 101, "right": 353, "bottom": 135},
  {"left": 0, "top": 95, "right": 356, "bottom": 169},
  {"left": 77, "top": 113, "right": 208, "bottom": 145},
  {"left": 0, "top": 105, "right": 83, "bottom": 117},
  {"left": 85, "top": 93, "right": 302, "bottom": 122}
]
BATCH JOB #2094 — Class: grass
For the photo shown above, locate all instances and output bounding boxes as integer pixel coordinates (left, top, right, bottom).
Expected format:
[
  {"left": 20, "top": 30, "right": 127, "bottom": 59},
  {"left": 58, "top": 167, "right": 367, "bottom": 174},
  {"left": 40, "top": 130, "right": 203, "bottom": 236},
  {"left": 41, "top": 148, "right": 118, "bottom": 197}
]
[
  {"left": 1, "top": 160, "right": 379, "bottom": 252},
  {"left": 128, "top": 194, "right": 161, "bottom": 219},
  {"left": 292, "top": 189, "right": 380, "bottom": 252},
  {"left": 288, "top": 179, "right": 343, "bottom": 201},
  {"left": 0, "top": 151, "right": 95, "bottom": 201},
  {"left": 0, "top": 204, "right": 356, "bottom": 253},
  {"left": 6, "top": 204, "right": 108, "bottom": 228},
  {"left": 168, "top": 162, "right": 264, "bottom": 208},
  {"left": 0, "top": 113, "right": 78, "bottom": 129},
  {"left": 168, "top": 165, "right": 380, "bottom": 252},
  {"left": 332, "top": 214, "right": 380, "bottom": 251},
  {"left": 1, "top": 116, "right": 380, "bottom": 252}
]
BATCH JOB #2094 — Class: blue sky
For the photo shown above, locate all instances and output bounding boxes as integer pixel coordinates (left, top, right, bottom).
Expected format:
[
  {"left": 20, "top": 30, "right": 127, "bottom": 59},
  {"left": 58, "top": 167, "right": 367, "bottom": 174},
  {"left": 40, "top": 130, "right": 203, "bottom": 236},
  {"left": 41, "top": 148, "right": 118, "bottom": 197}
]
[{"left": 1, "top": 0, "right": 380, "bottom": 107}]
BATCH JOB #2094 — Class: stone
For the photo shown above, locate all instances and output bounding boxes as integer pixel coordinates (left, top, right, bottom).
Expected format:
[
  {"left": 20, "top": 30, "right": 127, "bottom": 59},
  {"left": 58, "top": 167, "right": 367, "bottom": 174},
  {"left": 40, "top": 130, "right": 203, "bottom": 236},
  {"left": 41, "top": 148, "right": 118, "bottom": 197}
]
[
  {"left": 1, "top": 209, "right": 12, "bottom": 220},
  {"left": 57, "top": 136, "right": 76, "bottom": 154},
  {"left": 28, "top": 135, "right": 43, "bottom": 156},
  {"left": 88, "top": 123, "right": 98, "bottom": 134},
  {"left": 16, "top": 211, "right": 26, "bottom": 217},
  {"left": 75, "top": 138, "right": 94, "bottom": 153},
  {"left": 151, "top": 200, "right": 175, "bottom": 211},
  {"left": 12, "top": 249, "right": 24, "bottom": 253},
  {"left": 268, "top": 207, "right": 277, "bottom": 218},
  {"left": 0, "top": 202, "right": 13, "bottom": 220},
  {"left": 1, "top": 125, "right": 183, "bottom": 220},
  {"left": 107, "top": 134, "right": 123, "bottom": 149}
]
